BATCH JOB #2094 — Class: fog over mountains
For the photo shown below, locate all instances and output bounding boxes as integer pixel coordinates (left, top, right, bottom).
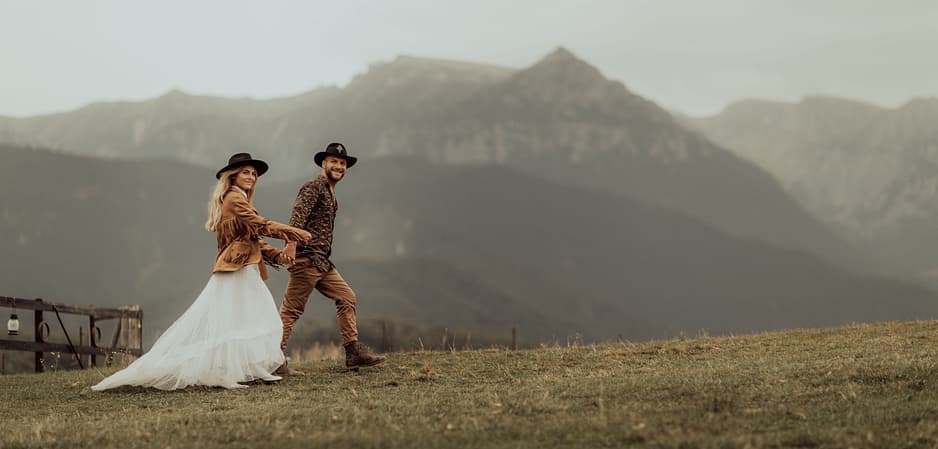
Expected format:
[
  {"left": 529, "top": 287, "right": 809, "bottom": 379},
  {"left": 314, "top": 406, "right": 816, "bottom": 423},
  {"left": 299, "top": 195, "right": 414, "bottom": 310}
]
[
  {"left": 691, "top": 96, "right": 938, "bottom": 276},
  {"left": 2, "top": 48, "right": 937, "bottom": 346},
  {"left": 0, "top": 48, "right": 867, "bottom": 273}
]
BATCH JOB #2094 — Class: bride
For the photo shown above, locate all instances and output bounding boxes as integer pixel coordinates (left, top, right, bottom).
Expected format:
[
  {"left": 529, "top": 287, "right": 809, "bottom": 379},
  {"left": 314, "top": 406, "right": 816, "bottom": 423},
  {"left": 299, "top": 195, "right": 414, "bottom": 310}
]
[{"left": 92, "top": 153, "right": 311, "bottom": 390}]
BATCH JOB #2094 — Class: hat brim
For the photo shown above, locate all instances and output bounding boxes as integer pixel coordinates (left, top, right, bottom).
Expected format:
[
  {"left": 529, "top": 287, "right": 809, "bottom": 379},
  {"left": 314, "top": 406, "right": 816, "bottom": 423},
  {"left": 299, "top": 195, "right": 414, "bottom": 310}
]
[
  {"left": 315, "top": 152, "right": 358, "bottom": 168},
  {"left": 215, "top": 160, "right": 269, "bottom": 179}
]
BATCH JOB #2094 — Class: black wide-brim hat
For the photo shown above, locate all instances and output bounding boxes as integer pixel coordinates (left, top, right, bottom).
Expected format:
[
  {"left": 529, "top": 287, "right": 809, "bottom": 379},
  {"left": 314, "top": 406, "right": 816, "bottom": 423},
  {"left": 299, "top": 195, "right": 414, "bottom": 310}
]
[
  {"left": 215, "top": 152, "right": 269, "bottom": 179},
  {"left": 314, "top": 142, "right": 358, "bottom": 168}
]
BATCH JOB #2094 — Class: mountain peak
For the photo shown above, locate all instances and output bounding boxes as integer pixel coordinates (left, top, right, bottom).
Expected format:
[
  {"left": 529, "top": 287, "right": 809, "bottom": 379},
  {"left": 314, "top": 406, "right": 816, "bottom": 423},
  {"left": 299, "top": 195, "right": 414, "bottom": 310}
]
[
  {"left": 160, "top": 89, "right": 191, "bottom": 99},
  {"left": 529, "top": 46, "right": 598, "bottom": 74},
  {"left": 542, "top": 46, "right": 578, "bottom": 62},
  {"left": 152, "top": 89, "right": 196, "bottom": 108},
  {"left": 512, "top": 46, "right": 610, "bottom": 93}
]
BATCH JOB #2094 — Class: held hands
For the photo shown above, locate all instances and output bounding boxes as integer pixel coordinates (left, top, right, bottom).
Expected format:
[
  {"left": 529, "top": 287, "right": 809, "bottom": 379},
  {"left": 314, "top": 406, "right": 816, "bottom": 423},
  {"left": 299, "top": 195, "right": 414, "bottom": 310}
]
[
  {"left": 279, "top": 242, "right": 298, "bottom": 266},
  {"left": 279, "top": 228, "right": 309, "bottom": 266}
]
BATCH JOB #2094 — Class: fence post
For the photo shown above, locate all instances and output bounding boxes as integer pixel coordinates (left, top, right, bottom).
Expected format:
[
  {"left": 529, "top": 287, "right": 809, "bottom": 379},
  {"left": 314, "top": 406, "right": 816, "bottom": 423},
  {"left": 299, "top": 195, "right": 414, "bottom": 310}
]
[
  {"left": 89, "top": 315, "right": 97, "bottom": 367},
  {"left": 128, "top": 305, "right": 142, "bottom": 361},
  {"left": 79, "top": 326, "right": 85, "bottom": 368},
  {"left": 382, "top": 320, "right": 388, "bottom": 353},
  {"left": 34, "top": 307, "right": 43, "bottom": 373},
  {"left": 511, "top": 326, "right": 517, "bottom": 350}
]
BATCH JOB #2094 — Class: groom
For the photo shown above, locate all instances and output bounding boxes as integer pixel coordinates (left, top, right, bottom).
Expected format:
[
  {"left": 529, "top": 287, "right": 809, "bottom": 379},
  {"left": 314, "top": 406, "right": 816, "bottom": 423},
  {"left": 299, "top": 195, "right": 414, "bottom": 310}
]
[{"left": 276, "top": 142, "right": 386, "bottom": 375}]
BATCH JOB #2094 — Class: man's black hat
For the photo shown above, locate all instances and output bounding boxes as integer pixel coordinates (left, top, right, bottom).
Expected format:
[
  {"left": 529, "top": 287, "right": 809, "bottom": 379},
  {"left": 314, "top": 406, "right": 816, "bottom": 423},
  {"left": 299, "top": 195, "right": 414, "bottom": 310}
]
[{"left": 315, "top": 142, "right": 358, "bottom": 168}]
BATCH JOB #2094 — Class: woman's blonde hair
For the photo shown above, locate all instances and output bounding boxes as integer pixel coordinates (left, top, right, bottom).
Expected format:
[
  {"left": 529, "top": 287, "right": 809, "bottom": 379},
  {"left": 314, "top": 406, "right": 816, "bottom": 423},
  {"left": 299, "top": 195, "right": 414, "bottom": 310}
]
[{"left": 205, "top": 166, "right": 256, "bottom": 232}]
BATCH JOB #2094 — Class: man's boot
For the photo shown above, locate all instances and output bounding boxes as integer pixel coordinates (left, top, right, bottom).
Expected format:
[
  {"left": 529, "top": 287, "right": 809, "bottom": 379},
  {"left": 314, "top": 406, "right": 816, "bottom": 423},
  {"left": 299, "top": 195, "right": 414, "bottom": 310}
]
[
  {"left": 345, "top": 341, "right": 386, "bottom": 371},
  {"left": 273, "top": 357, "right": 306, "bottom": 376}
]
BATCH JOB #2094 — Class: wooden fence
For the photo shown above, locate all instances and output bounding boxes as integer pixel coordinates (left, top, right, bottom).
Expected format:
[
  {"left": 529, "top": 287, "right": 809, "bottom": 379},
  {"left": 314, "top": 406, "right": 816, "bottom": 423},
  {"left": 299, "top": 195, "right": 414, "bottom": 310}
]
[{"left": 0, "top": 296, "right": 142, "bottom": 373}]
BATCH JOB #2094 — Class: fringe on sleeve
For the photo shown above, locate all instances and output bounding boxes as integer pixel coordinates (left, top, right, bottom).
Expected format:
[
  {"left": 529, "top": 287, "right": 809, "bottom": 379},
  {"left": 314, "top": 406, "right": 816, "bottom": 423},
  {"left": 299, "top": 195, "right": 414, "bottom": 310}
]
[
  {"left": 261, "top": 221, "right": 308, "bottom": 242},
  {"left": 216, "top": 218, "right": 248, "bottom": 241}
]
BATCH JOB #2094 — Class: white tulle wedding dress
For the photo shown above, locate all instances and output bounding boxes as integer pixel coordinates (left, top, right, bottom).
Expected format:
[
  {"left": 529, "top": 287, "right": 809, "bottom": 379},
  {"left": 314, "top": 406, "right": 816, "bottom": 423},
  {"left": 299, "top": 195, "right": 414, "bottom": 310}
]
[{"left": 91, "top": 264, "right": 285, "bottom": 390}]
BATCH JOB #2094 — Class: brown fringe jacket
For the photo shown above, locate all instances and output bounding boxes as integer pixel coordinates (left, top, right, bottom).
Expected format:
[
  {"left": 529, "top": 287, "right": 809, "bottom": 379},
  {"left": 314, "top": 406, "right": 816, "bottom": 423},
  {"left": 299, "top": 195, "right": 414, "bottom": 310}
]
[{"left": 212, "top": 189, "right": 308, "bottom": 280}]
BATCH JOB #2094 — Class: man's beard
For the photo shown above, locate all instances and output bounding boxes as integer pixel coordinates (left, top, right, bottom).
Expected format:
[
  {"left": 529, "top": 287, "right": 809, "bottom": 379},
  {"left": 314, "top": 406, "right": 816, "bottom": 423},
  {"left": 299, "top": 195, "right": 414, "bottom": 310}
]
[{"left": 327, "top": 170, "right": 344, "bottom": 182}]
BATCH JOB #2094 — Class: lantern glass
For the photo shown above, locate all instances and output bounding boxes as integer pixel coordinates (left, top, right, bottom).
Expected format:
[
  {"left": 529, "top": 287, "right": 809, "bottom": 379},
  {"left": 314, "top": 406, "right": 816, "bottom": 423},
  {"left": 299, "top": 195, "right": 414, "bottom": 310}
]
[{"left": 7, "top": 313, "right": 19, "bottom": 336}]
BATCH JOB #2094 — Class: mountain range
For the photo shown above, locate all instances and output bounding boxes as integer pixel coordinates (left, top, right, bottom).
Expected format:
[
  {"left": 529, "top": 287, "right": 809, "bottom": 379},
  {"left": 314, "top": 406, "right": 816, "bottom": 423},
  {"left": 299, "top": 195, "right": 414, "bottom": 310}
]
[
  {"left": 3, "top": 48, "right": 937, "bottom": 349},
  {"left": 1, "top": 145, "right": 935, "bottom": 348},
  {"left": 691, "top": 96, "right": 938, "bottom": 275},
  {"left": 0, "top": 48, "right": 870, "bottom": 275}
]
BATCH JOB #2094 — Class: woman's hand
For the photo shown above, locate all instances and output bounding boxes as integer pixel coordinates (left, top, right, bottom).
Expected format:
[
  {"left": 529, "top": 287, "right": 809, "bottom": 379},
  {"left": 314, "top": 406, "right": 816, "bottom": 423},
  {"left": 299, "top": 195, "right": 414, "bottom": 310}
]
[
  {"left": 278, "top": 251, "right": 294, "bottom": 266},
  {"left": 281, "top": 242, "right": 298, "bottom": 266}
]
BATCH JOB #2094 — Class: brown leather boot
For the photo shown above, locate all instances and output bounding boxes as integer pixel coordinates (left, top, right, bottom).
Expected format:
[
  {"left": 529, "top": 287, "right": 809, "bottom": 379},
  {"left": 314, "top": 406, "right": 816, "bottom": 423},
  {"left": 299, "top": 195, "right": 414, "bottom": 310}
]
[
  {"left": 273, "top": 358, "right": 306, "bottom": 376},
  {"left": 344, "top": 341, "right": 386, "bottom": 370}
]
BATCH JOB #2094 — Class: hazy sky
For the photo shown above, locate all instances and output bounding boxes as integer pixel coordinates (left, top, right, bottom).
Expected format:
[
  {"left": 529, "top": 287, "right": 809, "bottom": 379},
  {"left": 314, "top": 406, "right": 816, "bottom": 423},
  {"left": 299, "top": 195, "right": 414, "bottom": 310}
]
[{"left": 2, "top": 0, "right": 937, "bottom": 117}]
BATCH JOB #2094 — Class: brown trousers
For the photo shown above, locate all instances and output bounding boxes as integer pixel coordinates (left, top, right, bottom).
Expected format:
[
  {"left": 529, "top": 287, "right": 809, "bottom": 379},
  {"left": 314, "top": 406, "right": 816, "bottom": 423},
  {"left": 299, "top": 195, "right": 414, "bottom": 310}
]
[{"left": 279, "top": 258, "right": 358, "bottom": 350}]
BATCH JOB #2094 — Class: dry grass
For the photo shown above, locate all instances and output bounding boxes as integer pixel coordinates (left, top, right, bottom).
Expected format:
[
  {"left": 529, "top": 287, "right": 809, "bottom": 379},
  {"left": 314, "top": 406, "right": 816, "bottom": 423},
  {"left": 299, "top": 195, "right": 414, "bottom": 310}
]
[
  {"left": 3, "top": 320, "right": 938, "bottom": 448},
  {"left": 287, "top": 341, "right": 344, "bottom": 363}
]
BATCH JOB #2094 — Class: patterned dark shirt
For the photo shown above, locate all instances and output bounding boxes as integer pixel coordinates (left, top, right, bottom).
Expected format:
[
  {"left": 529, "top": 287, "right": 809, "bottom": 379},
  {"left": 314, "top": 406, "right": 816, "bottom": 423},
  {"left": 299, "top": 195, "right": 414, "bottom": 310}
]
[{"left": 289, "top": 174, "right": 338, "bottom": 272}]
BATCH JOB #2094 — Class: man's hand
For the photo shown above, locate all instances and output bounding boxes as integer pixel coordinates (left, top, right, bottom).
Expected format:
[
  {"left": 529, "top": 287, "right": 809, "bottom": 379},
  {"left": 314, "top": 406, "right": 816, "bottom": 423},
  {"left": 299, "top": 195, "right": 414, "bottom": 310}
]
[{"left": 282, "top": 242, "right": 298, "bottom": 265}]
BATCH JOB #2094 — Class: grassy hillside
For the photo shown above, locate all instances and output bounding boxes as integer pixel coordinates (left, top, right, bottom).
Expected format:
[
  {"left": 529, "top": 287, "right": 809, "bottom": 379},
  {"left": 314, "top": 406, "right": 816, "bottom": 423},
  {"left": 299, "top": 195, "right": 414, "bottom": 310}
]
[{"left": 3, "top": 321, "right": 938, "bottom": 448}]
